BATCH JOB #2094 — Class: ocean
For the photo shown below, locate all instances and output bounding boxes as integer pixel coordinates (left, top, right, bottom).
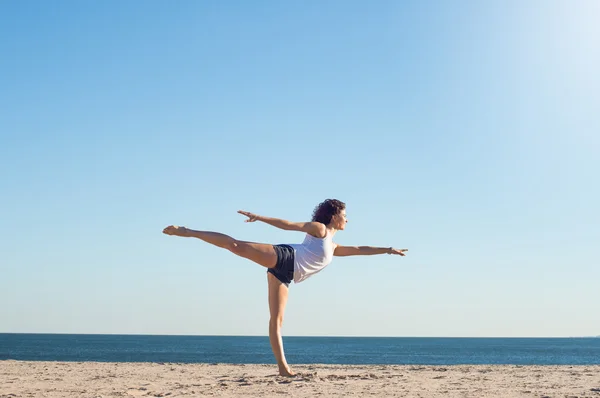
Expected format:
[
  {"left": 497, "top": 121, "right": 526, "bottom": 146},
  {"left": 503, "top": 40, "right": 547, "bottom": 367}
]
[{"left": 1, "top": 334, "right": 599, "bottom": 365}]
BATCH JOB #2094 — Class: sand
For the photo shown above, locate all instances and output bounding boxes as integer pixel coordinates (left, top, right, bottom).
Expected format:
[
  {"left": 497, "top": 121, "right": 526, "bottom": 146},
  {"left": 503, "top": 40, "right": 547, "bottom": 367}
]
[{"left": 1, "top": 360, "right": 599, "bottom": 397}]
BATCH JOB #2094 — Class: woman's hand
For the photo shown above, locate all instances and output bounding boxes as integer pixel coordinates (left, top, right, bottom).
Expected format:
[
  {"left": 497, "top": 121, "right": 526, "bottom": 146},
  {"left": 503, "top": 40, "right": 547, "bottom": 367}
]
[
  {"left": 238, "top": 210, "right": 260, "bottom": 222},
  {"left": 389, "top": 248, "right": 408, "bottom": 256},
  {"left": 162, "top": 225, "right": 188, "bottom": 236}
]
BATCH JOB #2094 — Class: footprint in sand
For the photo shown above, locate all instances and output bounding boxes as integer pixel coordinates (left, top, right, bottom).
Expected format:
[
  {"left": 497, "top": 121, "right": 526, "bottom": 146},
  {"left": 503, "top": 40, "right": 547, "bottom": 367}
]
[
  {"left": 125, "top": 387, "right": 149, "bottom": 397},
  {"left": 233, "top": 377, "right": 253, "bottom": 386}
]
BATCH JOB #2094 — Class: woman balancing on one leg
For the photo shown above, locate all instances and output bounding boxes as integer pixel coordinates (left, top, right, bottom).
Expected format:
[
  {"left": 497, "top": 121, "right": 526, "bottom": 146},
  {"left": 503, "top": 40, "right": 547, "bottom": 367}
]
[{"left": 162, "top": 199, "right": 408, "bottom": 376}]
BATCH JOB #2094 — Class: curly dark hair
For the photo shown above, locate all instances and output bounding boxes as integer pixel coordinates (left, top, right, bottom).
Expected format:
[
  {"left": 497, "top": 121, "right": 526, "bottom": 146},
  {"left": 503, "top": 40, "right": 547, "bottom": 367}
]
[{"left": 311, "top": 199, "right": 346, "bottom": 225}]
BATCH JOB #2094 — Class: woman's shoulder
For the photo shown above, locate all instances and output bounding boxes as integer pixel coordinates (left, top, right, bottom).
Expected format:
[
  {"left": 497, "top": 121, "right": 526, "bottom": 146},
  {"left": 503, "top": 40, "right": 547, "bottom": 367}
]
[{"left": 305, "top": 223, "right": 328, "bottom": 239}]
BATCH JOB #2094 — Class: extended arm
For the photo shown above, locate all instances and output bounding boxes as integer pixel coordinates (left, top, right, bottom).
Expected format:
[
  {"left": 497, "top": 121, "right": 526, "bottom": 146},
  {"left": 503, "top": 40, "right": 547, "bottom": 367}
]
[
  {"left": 238, "top": 210, "right": 326, "bottom": 238},
  {"left": 333, "top": 244, "right": 408, "bottom": 256}
]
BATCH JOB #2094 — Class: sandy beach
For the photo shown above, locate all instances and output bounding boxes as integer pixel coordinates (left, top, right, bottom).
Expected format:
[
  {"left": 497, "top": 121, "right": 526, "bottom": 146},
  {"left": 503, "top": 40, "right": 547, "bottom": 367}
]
[{"left": 1, "top": 361, "right": 599, "bottom": 397}]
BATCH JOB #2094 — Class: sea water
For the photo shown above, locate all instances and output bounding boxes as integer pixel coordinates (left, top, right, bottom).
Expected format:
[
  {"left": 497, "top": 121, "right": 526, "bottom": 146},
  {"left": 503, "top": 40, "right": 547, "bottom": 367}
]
[{"left": 1, "top": 334, "right": 599, "bottom": 365}]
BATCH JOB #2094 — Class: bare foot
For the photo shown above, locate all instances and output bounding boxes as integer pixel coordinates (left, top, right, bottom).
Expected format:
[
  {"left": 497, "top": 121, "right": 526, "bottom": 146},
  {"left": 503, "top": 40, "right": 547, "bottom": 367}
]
[
  {"left": 278, "top": 366, "right": 296, "bottom": 377},
  {"left": 163, "top": 225, "right": 187, "bottom": 236}
]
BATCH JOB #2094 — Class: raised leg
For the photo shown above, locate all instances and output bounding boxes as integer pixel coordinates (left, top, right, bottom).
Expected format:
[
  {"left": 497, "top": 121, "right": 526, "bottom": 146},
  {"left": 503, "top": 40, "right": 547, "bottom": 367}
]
[
  {"left": 267, "top": 272, "right": 294, "bottom": 376},
  {"left": 163, "top": 225, "right": 277, "bottom": 268}
]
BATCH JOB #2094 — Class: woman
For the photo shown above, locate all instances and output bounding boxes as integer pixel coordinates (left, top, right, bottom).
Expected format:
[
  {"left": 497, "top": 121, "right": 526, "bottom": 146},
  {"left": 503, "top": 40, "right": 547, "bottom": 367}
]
[{"left": 162, "top": 199, "right": 407, "bottom": 376}]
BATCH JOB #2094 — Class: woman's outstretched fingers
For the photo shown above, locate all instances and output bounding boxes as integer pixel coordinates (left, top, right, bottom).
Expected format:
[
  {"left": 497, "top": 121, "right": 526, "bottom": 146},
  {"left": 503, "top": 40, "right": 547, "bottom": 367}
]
[
  {"left": 238, "top": 210, "right": 258, "bottom": 222},
  {"left": 391, "top": 248, "right": 408, "bottom": 256}
]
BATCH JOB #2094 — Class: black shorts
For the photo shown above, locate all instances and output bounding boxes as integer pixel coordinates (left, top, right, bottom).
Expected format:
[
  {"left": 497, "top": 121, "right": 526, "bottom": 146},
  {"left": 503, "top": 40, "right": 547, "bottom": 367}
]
[{"left": 267, "top": 244, "right": 295, "bottom": 287}]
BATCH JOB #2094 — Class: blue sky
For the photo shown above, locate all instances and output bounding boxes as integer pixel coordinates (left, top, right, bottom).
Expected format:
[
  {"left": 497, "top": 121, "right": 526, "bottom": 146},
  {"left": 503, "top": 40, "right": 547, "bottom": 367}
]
[{"left": 1, "top": 0, "right": 598, "bottom": 337}]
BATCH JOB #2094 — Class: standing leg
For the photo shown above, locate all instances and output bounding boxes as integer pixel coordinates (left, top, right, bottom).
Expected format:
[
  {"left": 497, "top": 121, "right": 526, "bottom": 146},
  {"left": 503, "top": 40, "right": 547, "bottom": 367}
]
[
  {"left": 267, "top": 272, "right": 294, "bottom": 376},
  {"left": 163, "top": 225, "right": 277, "bottom": 268}
]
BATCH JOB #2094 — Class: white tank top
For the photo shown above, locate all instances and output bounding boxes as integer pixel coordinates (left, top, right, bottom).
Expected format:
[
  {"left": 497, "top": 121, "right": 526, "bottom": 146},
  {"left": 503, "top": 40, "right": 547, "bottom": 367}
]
[{"left": 288, "top": 231, "right": 334, "bottom": 283}]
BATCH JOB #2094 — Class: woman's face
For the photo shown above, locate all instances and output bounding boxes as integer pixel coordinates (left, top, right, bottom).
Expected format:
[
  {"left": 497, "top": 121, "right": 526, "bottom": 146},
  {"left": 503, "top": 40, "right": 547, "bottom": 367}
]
[{"left": 333, "top": 209, "right": 348, "bottom": 230}]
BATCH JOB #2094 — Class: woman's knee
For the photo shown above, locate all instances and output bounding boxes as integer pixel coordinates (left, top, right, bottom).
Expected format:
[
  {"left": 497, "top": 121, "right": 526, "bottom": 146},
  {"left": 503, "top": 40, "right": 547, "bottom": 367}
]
[
  {"left": 227, "top": 239, "right": 243, "bottom": 254},
  {"left": 269, "top": 316, "right": 284, "bottom": 329}
]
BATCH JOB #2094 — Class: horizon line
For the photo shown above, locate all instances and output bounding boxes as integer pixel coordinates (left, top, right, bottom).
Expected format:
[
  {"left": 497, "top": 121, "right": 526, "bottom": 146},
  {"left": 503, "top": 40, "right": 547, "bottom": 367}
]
[{"left": 1, "top": 332, "right": 598, "bottom": 339}]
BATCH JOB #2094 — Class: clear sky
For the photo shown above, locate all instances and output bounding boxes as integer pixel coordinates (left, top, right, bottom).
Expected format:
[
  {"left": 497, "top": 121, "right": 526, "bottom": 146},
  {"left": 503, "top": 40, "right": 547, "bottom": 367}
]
[{"left": 1, "top": 0, "right": 598, "bottom": 338}]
